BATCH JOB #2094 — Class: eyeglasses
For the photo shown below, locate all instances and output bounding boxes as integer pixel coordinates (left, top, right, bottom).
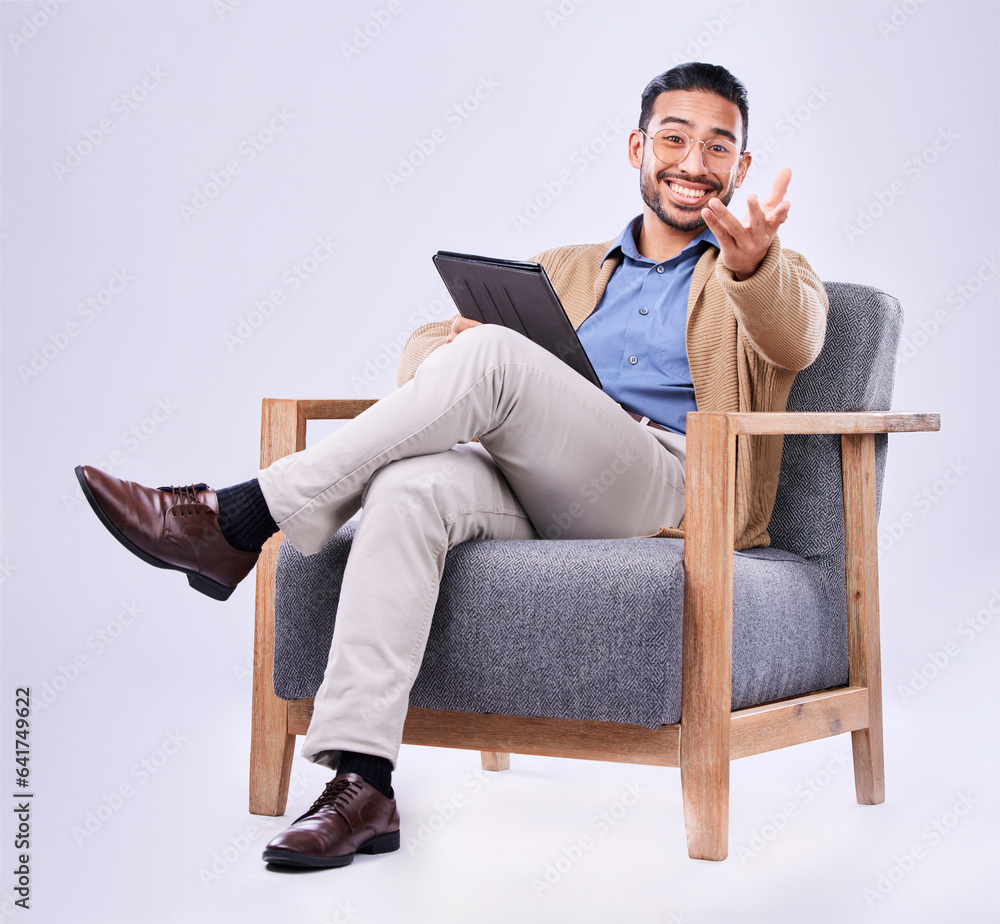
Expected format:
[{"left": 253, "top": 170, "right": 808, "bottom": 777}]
[{"left": 639, "top": 128, "right": 743, "bottom": 174}]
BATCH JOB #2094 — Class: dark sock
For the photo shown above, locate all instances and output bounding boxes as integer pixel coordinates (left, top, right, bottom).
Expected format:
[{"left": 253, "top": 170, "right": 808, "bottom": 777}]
[
  {"left": 216, "top": 479, "right": 278, "bottom": 553},
  {"left": 337, "top": 750, "right": 393, "bottom": 799}
]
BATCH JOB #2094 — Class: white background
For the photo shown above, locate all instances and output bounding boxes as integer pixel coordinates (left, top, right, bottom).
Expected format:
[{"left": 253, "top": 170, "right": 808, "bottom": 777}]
[{"left": 1, "top": 1, "right": 997, "bottom": 922}]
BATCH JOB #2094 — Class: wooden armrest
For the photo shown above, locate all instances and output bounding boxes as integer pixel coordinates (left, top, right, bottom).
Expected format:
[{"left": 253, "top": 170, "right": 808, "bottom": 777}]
[
  {"left": 721, "top": 411, "right": 940, "bottom": 435},
  {"left": 297, "top": 399, "right": 378, "bottom": 420}
]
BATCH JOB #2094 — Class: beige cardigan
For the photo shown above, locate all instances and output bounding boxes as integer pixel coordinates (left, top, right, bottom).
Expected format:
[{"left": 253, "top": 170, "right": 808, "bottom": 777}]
[{"left": 396, "top": 235, "right": 828, "bottom": 550}]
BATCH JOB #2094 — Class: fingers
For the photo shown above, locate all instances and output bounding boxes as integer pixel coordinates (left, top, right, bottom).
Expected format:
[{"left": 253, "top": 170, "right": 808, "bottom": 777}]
[
  {"left": 700, "top": 207, "right": 734, "bottom": 250},
  {"left": 703, "top": 197, "right": 746, "bottom": 238},
  {"left": 770, "top": 200, "right": 791, "bottom": 228},
  {"left": 763, "top": 167, "right": 792, "bottom": 210},
  {"left": 700, "top": 204, "right": 740, "bottom": 253},
  {"left": 704, "top": 187, "right": 790, "bottom": 279},
  {"left": 447, "top": 316, "right": 483, "bottom": 343}
]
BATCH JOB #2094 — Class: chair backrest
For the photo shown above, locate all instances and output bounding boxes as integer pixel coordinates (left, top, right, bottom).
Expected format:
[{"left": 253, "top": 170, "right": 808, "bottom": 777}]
[{"left": 765, "top": 282, "right": 903, "bottom": 587}]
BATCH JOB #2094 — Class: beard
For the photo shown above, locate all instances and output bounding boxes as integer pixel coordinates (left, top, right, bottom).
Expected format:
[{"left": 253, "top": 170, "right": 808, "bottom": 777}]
[{"left": 639, "top": 155, "right": 735, "bottom": 233}]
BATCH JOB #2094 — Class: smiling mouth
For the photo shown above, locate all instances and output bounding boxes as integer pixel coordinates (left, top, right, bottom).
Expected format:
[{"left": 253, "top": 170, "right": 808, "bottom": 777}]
[{"left": 666, "top": 180, "right": 715, "bottom": 202}]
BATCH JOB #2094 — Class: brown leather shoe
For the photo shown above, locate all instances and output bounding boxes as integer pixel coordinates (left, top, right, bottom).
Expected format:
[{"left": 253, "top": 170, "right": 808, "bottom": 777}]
[
  {"left": 262, "top": 773, "right": 401, "bottom": 869},
  {"left": 74, "top": 464, "right": 260, "bottom": 601}
]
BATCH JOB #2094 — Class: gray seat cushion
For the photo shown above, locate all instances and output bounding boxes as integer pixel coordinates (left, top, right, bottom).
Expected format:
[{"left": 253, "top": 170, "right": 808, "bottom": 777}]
[
  {"left": 274, "top": 523, "right": 843, "bottom": 728},
  {"left": 272, "top": 281, "right": 902, "bottom": 728}
]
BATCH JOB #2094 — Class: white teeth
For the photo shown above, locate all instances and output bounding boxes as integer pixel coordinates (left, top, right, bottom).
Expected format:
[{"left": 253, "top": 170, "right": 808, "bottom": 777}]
[{"left": 668, "top": 182, "right": 706, "bottom": 199}]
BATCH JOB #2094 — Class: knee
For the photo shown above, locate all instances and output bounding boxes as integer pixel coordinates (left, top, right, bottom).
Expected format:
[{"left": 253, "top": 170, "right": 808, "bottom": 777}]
[
  {"left": 362, "top": 454, "right": 461, "bottom": 515},
  {"left": 448, "top": 322, "right": 529, "bottom": 365}
]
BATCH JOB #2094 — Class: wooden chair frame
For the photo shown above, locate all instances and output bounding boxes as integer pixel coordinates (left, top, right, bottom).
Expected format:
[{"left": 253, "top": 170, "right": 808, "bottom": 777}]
[{"left": 249, "top": 398, "right": 939, "bottom": 860}]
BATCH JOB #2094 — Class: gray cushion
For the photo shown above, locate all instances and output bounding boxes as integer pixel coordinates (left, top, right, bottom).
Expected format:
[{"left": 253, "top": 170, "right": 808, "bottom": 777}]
[
  {"left": 771, "top": 282, "right": 901, "bottom": 575},
  {"left": 273, "top": 282, "right": 902, "bottom": 727},
  {"left": 274, "top": 525, "right": 841, "bottom": 726}
]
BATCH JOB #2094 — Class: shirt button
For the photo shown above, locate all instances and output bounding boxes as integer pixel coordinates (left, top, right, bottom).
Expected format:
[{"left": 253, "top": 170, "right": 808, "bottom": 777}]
[
  {"left": 639, "top": 307, "right": 649, "bottom": 315},
  {"left": 629, "top": 356, "right": 638, "bottom": 365},
  {"left": 656, "top": 265, "right": 664, "bottom": 274}
]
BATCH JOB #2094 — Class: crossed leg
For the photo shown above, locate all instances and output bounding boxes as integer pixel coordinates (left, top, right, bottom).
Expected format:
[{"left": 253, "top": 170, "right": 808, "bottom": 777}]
[{"left": 256, "top": 324, "right": 688, "bottom": 768}]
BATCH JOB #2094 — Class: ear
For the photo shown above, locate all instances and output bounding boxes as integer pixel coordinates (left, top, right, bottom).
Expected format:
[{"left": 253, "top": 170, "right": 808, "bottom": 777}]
[
  {"left": 628, "top": 129, "right": 645, "bottom": 170},
  {"left": 733, "top": 151, "right": 752, "bottom": 188}
]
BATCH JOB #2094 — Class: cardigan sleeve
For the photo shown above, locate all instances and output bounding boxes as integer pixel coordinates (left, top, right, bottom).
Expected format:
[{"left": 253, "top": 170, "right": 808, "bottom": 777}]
[
  {"left": 713, "top": 236, "right": 828, "bottom": 371},
  {"left": 395, "top": 316, "right": 458, "bottom": 387}
]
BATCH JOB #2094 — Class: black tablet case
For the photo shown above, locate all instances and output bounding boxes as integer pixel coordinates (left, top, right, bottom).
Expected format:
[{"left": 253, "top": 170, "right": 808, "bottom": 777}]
[{"left": 432, "top": 250, "right": 602, "bottom": 388}]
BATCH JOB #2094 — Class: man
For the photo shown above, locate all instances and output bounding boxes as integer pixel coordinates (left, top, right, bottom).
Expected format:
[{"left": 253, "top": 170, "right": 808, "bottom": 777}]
[{"left": 74, "top": 63, "right": 827, "bottom": 870}]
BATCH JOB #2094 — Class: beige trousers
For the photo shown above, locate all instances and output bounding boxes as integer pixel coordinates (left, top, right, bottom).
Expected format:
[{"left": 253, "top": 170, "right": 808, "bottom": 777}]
[{"left": 257, "top": 324, "right": 687, "bottom": 770}]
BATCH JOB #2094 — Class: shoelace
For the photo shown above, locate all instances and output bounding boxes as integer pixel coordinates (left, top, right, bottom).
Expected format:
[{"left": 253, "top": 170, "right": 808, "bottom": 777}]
[
  {"left": 155, "top": 483, "right": 210, "bottom": 517},
  {"left": 301, "top": 776, "right": 364, "bottom": 822}
]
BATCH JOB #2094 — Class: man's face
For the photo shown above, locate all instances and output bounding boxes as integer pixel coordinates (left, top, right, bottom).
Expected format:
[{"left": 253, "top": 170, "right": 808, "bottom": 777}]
[{"left": 629, "top": 89, "right": 751, "bottom": 233}]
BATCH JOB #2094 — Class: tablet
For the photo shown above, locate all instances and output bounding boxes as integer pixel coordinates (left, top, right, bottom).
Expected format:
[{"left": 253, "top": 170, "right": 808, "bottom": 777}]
[{"left": 432, "top": 250, "right": 602, "bottom": 389}]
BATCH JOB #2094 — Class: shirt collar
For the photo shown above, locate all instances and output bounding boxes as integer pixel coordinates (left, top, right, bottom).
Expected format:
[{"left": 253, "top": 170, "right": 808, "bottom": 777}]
[{"left": 602, "top": 214, "right": 719, "bottom": 265}]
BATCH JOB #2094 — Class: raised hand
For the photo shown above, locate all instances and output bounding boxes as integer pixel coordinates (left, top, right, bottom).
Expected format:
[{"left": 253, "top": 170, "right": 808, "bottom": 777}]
[{"left": 701, "top": 167, "right": 792, "bottom": 280}]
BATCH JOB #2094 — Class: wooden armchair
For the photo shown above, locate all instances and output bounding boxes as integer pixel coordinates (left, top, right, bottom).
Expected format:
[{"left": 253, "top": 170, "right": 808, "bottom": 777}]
[{"left": 248, "top": 283, "right": 939, "bottom": 859}]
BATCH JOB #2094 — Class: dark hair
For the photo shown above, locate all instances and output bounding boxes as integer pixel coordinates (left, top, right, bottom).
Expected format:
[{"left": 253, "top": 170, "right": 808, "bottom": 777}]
[{"left": 639, "top": 63, "right": 749, "bottom": 152}]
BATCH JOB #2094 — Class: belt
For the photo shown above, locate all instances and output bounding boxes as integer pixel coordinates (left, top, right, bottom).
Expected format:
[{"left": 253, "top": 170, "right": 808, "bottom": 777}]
[{"left": 624, "top": 410, "right": 671, "bottom": 433}]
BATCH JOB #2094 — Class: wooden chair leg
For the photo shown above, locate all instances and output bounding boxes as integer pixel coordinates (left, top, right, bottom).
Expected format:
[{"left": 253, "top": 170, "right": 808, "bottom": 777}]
[
  {"left": 680, "top": 746, "right": 729, "bottom": 861},
  {"left": 679, "top": 414, "right": 736, "bottom": 860},
  {"left": 480, "top": 750, "right": 510, "bottom": 771},
  {"left": 842, "top": 433, "right": 885, "bottom": 804},
  {"left": 251, "top": 399, "right": 307, "bottom": 816},
  {"left": 250, "top": 700, "right": 296, "bottom": 816},
  {"left": 250, "top": 529, "right": 296, "bottom": 815}
]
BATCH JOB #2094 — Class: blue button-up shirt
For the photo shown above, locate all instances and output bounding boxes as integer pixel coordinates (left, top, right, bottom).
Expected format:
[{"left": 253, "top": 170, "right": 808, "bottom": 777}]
[{"left": 576, "top": 215, "right": 718, "bottom": 434}]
